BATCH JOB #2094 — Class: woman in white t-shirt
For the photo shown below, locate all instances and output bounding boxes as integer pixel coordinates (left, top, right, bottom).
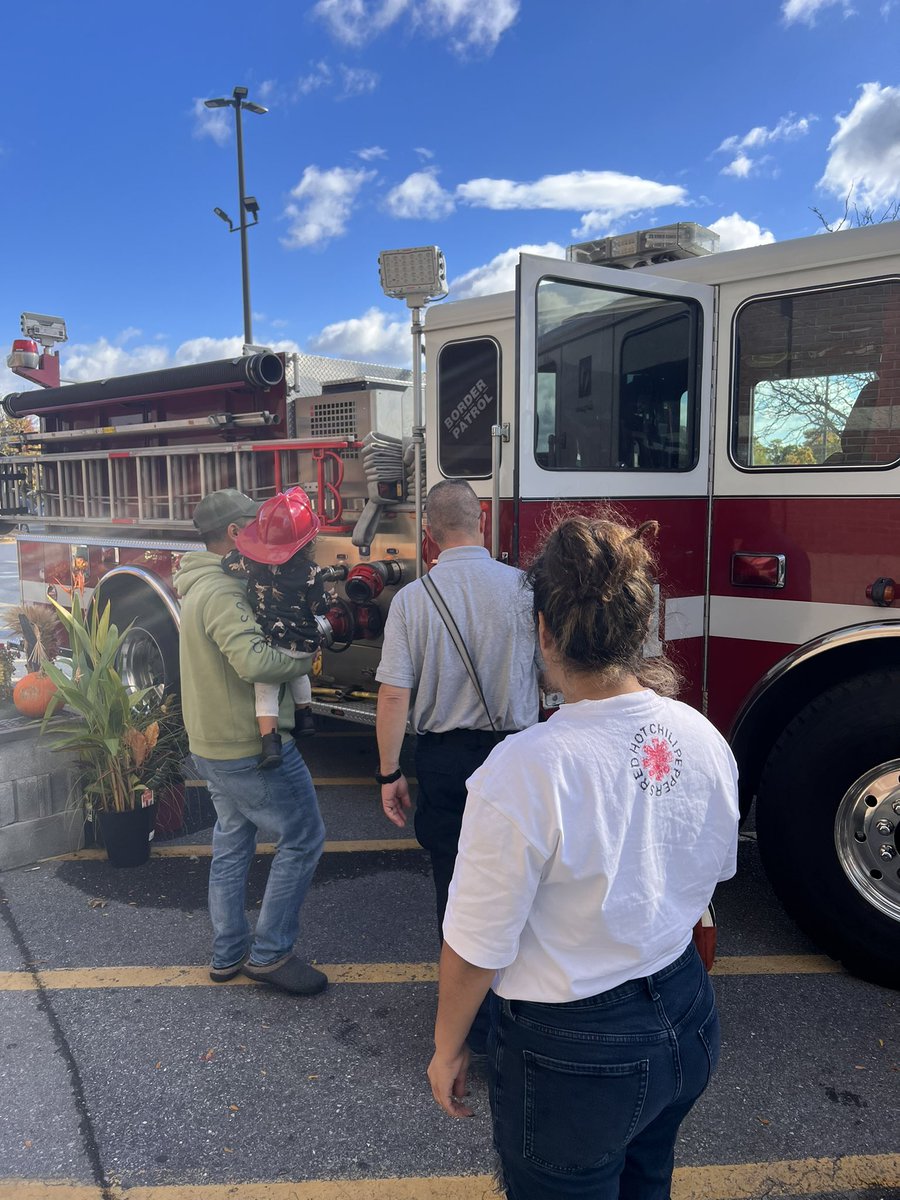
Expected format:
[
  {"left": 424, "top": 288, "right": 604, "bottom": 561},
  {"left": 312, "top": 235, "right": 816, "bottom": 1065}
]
[{"left": 427, "top": 515, "right": 740, "bottom": 1200}]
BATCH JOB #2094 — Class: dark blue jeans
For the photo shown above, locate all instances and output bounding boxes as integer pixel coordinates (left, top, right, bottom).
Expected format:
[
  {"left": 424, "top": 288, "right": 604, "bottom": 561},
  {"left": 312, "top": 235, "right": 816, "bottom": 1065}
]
[{"left": 489, "top": 944, "right": 720, "bottom": 1200}]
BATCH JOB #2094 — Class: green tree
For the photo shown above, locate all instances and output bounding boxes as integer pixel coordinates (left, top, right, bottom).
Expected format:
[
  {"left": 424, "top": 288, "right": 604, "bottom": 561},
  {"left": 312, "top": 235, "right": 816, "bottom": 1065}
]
[{"left": 751, "top": 372, "right": 873, "bottom": 466}]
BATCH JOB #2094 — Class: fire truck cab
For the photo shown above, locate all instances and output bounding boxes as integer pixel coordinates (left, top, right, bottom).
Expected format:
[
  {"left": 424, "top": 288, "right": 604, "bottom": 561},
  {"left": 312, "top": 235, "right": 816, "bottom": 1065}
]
[{"left": 425, "top": 219, "right": 900, "bottom": 987}]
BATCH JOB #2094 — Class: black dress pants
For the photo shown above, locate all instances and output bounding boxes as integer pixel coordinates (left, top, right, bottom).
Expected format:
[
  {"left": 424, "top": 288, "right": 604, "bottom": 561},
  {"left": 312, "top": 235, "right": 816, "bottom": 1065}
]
[
  {"left": 414, "top": 728, "right": 510, "bottom": 1052},
  {"left": 413, "top": 728, "right": 509, "bottom": 938}
]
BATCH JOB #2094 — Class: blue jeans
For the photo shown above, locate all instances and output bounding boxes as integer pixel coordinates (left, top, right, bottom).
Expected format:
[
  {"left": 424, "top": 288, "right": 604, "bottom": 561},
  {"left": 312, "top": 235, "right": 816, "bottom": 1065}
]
[
  {"left": 192, "top": 740, "right": 325, "bottom": 969},
  {"left": 489, "top": 944, "right": 720, "bottom": 1200}
]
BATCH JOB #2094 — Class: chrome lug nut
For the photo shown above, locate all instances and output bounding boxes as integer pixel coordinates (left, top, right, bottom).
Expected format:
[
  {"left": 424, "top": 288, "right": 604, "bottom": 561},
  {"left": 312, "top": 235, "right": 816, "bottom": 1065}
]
[
  {"left": 875, "top": 819, "right": 895, "bottom": 835},
  {"left": 878, "top": 844, "right": 896, "bottom": 860},
  {"left": 893, "top": 801, "right": 900, "bottom": 815}
]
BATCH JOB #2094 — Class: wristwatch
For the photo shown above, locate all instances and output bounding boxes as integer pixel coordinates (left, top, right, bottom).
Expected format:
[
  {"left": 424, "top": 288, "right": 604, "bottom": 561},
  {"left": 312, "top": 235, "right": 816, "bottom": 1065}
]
[{"left": 375, "top": 767, "right": 403, "bottom": 785}]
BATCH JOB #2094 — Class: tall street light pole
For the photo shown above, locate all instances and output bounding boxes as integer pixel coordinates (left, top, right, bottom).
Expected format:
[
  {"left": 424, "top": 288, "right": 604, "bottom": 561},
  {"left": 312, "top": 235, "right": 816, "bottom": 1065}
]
[{"left": 204, "top": 85, "right": 267, "bottom": 348}]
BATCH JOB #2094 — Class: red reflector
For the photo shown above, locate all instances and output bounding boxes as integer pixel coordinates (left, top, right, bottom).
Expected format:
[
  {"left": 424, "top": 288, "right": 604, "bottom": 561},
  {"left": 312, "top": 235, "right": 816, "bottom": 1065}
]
[{"left": 731, "top": 553, "right": 785, "bottom": 588}]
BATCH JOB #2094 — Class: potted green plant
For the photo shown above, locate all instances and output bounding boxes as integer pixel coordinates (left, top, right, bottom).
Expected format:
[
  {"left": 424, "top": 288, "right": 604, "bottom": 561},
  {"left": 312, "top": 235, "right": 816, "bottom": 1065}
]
[
  {"left": 40, "top": 594, "right": 160, "bottom": 867},
  {"left": 131, "top": 692, "right": 190, "bottom": 837}
]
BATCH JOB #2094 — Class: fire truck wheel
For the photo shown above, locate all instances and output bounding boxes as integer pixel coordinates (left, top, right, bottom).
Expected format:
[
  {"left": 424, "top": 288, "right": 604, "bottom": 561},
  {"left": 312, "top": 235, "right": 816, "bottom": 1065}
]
[
  {"left": 101, "top": 591, "right": 180, "bottom": 698},
  {"left": 756, "top": 669, "right": 900, "bottom": 989}
]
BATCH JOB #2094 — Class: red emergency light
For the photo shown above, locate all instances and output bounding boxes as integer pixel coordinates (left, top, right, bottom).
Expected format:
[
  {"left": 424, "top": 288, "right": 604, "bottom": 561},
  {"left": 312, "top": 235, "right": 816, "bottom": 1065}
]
[{"left": 731, "top": 553, "right": 786, "bottom": 588}]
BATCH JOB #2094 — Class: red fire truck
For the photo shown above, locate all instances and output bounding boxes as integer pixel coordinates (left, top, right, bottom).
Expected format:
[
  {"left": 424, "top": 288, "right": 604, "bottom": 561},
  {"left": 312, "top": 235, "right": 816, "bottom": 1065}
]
[{"left": 4, "top": 218, "right": 900, "bottom": 986}]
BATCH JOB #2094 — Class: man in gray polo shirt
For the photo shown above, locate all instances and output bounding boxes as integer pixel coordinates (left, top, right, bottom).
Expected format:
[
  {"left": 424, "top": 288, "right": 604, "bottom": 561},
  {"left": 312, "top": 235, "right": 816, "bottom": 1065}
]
[{"left": 375, "top": 480, "right": 540, "bottom": 1048}]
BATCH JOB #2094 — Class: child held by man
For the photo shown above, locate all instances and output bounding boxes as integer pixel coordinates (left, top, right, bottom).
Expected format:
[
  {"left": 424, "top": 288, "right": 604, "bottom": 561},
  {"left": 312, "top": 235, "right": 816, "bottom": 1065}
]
[{"left": 222, "top": 486, "right": 327, "bottom": 768}]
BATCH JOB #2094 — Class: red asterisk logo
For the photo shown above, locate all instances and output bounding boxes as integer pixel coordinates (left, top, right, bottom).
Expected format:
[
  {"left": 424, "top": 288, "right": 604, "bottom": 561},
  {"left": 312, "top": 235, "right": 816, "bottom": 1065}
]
[{"left": 642, "top": 737, "right": 673, "bottom": 782}]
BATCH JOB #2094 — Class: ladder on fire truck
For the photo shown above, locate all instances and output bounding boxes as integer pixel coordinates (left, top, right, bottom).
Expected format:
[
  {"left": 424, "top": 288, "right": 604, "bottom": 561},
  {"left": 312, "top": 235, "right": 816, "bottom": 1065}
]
[{"left": 0, "top": 437, "right": 363, "bottom": 532}]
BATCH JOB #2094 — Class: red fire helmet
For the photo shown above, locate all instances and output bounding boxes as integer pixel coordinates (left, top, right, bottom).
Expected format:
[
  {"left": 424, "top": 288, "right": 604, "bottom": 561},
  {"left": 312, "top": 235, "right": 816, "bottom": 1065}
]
[{"left": 235, "top": 486, "right": 320, "bottom": 565}]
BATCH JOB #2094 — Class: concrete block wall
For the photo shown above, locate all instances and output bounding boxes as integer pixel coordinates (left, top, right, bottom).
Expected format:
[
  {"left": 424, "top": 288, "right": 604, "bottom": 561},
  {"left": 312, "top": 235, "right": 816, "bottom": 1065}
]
[{"left": 0, "top": 720, "right": 81, "bottom": 870}]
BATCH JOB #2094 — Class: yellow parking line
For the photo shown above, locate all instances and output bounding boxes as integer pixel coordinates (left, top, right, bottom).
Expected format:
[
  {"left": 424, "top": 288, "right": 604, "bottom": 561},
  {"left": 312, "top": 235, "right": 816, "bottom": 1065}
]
[
  {"left": 712, "top": 954, "right": 841, "bottom": 975},
  {"left": 0, "top": 1186, "right": 106, "bottom": 1200},
  {"left": 0, "top": 963, "right": 439, "bottom": 990},
  {"left": 3, "top": 1155, "right": 899, "bottom": 1199},
  {"left": 0, "top": 955, "right": 839, "bottom": 992},
  {"left": 48, "top": 839, "right": 421, "bottom": 861},
  {"left": 673, "top": 1154, "right": 900, "bottom": 1198}
]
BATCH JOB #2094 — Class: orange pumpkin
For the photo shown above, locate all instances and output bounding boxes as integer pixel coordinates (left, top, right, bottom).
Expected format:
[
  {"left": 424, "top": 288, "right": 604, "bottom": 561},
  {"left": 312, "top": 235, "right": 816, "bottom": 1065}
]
[{"left": 13, "top": 671, "right": 58, "bottom": 719}]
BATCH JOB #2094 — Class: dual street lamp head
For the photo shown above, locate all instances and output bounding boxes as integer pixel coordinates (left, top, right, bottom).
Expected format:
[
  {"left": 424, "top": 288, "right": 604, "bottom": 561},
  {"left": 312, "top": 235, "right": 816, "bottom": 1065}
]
[{"left": 204, "top": 85, "right": 268, "bottom": 115}]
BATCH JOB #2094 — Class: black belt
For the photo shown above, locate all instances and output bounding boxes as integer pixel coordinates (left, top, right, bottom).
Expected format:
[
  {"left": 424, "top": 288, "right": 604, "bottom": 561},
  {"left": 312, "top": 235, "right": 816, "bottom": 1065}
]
[{"left": 417, "top": 728, "right": 515, "bottom": 747}]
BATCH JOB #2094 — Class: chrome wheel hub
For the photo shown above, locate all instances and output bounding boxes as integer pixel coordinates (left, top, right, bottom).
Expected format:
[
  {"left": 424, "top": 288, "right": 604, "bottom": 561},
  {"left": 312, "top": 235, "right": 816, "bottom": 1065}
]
[
  {"left": 117, "top": 627, "right": 165, "bottom": 692},
  {"left": 835, "top": 759, "right": 900, "bottom": 922}
]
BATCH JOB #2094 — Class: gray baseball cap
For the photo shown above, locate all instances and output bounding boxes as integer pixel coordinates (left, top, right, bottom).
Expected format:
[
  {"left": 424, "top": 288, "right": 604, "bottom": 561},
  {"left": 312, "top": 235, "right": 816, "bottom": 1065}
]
[{"left": 192, "top": 488, "right": 261, "bottom": 535}]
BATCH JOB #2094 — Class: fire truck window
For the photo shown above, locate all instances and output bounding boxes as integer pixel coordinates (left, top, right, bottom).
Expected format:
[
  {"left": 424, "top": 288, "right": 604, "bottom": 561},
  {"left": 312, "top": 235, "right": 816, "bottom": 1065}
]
[
  {"left": 535, "top": 278, "right": 699, "bottom": 471},
  {"left": 437, "top": 338, "right": 500, "bottom": 479},
  {"left": 535, "top": 366, "right": 557, "bottom": 466},
  {"left": 733, "top": 279, "right": 900, "bottom": 468}
]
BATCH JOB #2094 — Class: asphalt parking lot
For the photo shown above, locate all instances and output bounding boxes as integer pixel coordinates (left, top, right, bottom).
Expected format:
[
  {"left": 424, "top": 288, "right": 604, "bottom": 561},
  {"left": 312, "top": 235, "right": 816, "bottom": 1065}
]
[{"left": 0, "top": 718, "right": 898, "bottom": 1200}]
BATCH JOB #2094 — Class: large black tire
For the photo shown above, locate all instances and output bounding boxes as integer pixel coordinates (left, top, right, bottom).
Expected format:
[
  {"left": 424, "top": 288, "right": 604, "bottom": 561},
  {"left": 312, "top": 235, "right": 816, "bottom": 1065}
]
[
  {"left": 756, "top": 669, "right": 900, "bottom": 988},
  {"left": 97, "top": 584, "right": 180, "bottom": 697}
]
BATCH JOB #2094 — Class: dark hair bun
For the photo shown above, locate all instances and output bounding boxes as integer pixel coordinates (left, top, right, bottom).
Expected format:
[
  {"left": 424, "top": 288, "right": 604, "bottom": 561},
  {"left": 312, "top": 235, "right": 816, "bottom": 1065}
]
[{"left": 526, "top": 514, "right": 677, "bottom": 695}]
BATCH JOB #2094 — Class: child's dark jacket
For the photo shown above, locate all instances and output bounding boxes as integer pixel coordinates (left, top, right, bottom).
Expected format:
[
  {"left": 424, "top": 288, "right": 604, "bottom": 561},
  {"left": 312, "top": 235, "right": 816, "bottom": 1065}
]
[{"left": 222, "top": 549, "right": 326, "bottom": 653}]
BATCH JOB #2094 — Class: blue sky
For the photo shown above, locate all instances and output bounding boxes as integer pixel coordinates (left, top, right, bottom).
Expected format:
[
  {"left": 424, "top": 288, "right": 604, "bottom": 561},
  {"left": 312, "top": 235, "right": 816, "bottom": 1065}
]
[{"left": 3, "top": 0, "right": 900, "bottom": 395}]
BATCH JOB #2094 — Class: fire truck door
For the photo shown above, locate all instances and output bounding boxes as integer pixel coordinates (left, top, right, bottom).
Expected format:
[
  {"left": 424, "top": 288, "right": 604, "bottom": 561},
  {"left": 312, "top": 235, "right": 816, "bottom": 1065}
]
[{"left": 516, "top": 254, "right": 715, "bottom": 710}]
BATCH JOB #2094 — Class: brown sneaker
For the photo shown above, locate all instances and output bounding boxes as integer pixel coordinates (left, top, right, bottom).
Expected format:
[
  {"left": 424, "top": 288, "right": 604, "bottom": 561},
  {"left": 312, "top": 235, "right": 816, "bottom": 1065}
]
[
  {"left": 241, "top": 953, "right": 328, "bottom": 995},
  {"left": 209, "top": 953, "right": 248, "bottom": 983}
]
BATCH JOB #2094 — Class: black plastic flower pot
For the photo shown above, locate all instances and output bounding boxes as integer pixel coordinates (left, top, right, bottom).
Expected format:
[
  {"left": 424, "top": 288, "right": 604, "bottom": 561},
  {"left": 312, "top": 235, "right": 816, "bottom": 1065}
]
[{"left": 96, "top": 803, "right": 157, "bottom": 868}]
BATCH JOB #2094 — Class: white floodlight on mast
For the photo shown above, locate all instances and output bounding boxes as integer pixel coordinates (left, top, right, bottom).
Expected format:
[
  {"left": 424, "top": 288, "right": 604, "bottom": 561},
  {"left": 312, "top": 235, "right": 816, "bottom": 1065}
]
[
  {"left": 20, "top": 313, "right": 68, "bottom": 350},
  {"left": 377, "top": 246, "right": 448, "bottom": 578}
]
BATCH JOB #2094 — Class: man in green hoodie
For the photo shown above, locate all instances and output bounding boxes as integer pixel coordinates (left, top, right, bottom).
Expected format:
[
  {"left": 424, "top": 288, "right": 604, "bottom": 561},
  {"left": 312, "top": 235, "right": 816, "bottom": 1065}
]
[{"left": 175, "top": 488, "right": 327, "bottom": 996}]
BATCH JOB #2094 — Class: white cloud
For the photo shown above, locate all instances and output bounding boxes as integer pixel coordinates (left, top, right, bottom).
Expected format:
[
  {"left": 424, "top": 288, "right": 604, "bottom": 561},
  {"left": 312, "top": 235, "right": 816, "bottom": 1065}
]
[
  {"left": 62, "top": 339, "right": 172, "bottom": 381},
  {"left": 258, "top": 80, "right": 277, "bottom": 100},
  {"left": 721, "top": 152, "right": 754, "bottom": 178},
  {"left": 313, "top": 0, "right": 519, "bottom": 53},
  {"left": 294, "top": 60, "right": 379, "bottom": 99},
  {"left": 717, "top": 114, "right": 814, "bottom": 177},
  {"left": 453, "top": 170, "right": 685, "bottom": 239},
  {"left": 782, "top": 0, "right": 854, "bottom": 24},
  {"left": 385, "top": 170, "right": 455, "bottom": 218},
  {"left": 820, "top": 82, "right": 900, "bottom": 208},
  {"left": 175, "top": 336, "right": 301, "bottom": 363},
  {"left": 417, "top": 0, "right": 519, "bottom": 53},
  {"left": 282, "top": 165, "right": 376, "bottom": 248},
  {"left": 296, "top": 61, "right": 333, "bottom": 95},
  {"left": 1, "top": 364, "right": 38, "bottom": 399},
  {"left": 192, "top": 98, "right": 230, "bottom": 145},
  {"left": 307, "top": 307, "right": 410, "bottom": 365},
  {"left": 339, "top": 65, "right": 380, "bottom": 96},
  {"left": 718, "top": 114, "right": 813, "bottom": 153},
  {"left": 357, "top": 145, "right": 388, "bottom": 161},
  {"left": 449, "top": 243, "right": 566, "bottom": 300},
  {"left": 708, "top": 213, "right": 776, "bottom": 252},
  {"left": 415, "top": 146, "right": 435, "bottom": 160}
]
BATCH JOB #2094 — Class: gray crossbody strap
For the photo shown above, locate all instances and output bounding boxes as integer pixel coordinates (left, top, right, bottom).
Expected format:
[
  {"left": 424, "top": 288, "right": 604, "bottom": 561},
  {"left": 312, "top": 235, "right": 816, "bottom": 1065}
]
[{"left": 421, "top": 573, "right": 496, "bottom": 732}]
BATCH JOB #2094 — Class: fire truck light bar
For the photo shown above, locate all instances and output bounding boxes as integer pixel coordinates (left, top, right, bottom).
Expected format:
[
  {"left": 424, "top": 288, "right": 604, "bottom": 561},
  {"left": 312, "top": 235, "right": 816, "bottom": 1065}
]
[{"left": 567, "top": 222, "right": 719, "bottom": 270}]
